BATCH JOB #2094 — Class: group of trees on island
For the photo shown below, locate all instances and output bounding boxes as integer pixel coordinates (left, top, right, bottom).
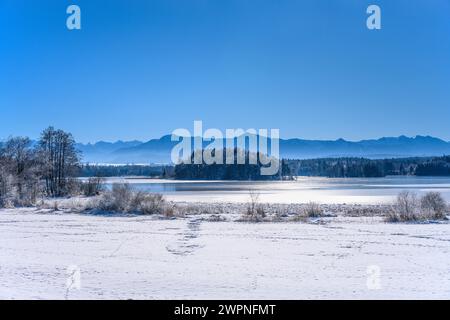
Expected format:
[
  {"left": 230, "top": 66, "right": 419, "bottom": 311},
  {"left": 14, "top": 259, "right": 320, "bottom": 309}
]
[{"left": 173, "top": 148, "right": 282, "bottom": 180}]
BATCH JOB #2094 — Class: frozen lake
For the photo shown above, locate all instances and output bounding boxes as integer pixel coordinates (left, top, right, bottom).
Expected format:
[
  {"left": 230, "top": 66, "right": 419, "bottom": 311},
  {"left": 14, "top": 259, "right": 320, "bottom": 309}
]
[{"left": 104, "top": 176, "right": 450, "bottom": 204}]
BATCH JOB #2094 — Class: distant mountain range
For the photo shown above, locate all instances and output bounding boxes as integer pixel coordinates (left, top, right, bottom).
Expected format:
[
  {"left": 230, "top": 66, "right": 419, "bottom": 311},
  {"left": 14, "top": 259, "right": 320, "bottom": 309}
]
[{"left": 75, "top": 135, "right": 450, "bottom": 164}]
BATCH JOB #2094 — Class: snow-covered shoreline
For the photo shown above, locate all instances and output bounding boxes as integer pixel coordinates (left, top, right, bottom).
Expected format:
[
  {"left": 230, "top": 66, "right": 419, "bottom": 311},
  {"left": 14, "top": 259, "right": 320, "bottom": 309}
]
[
  {"left": 1, "top": 204, "right": 449, "bottom": 299},
  {"left": 33, "top": 196, "right": 394, "bottom": 220}
]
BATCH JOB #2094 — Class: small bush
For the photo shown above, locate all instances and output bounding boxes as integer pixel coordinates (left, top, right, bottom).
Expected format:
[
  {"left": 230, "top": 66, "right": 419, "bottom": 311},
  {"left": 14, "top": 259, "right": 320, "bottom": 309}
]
[
  {"left": 134, "top": 192, "right": 166, "bottom": 215},
  {"left": 95, "top": 182, "right": 167, "bottom": 215},
  {"left": 420, "top": 191, "right": 447, "bottom": 220},
  {"left": 303, "top": 202, "right": 324, "bottom": 218},
  {"left": 81, "top": 177, "right": 105, "bottom": 196},
  {"left": 386, "top": 191, "right": 420, "bottom": 222},
  {"left": 97, "top": 183, "right": 134, "bottom": 212},
  {"left": 291, "top": 213, "right": 307, "bottom": 222},
  {"left": 207, "top": 214, "right": 226, "bottom": 222},
  {"left": 162, "top": 203, "right": 176, "bottom": 218},
  {"left": 290, "top": 202, "right": 324, "bottom": 222},
  {"left": 242, "top": 190, "right": 266, "bottom": 222}
]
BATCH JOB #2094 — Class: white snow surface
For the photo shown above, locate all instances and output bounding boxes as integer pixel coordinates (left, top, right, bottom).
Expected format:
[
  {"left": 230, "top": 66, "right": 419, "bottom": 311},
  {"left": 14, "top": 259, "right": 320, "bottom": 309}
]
[{"left": 0, "top": 208, "right": 449, "bottom": 299}]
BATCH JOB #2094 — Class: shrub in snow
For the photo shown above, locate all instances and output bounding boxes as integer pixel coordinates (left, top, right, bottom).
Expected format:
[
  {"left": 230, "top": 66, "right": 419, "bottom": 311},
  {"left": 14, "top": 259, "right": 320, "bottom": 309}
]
[
  {"left": 207, "top": 214, "right": 226, "bottom": 222},
  {"left": 96, "top": 182, "right": 168, "bottom": 215},
  {"left": 81, "top": 177, "right": 105, "bottom": 196},
  {"left": 387, "top": 191, "right": 420, "bottom": 222},
  {"left": 420, "top": 191, "right": 447, "bottom": 220},
  {"left": 289, "top": 202, "right": 324, "bottom": 222},
  {"left": 303, "top": 202, "right": 324, "bottom": 218},
  {"left": 242, "top": 190, "right": 266, "bottom": 222},
  {"left": 133, "top": 192, "right": 166, "bottom": 215},
  {"left": 387, "top": 191, "right": 448, "bottom": 222},
  {"left": 98, "top": 183, "right": 134, "bottom": 212}
]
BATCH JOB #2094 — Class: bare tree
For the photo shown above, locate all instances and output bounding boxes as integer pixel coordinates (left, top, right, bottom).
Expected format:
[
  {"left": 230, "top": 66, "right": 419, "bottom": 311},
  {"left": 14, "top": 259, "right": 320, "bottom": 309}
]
[
  {"left": 4, "top": 137, "right": 40, "bottom": 204},
  {"left": 0, "top": 170, "right": 16, "bottom": 207},
  {"left": 244, "top": 189, "right": 266, "bottom": 221},
  {"left": 0, "top": 137, "right": 41, "bottom": 206},
  {"left": 38, "top": 127, "right": 81, "bottom": 197}
]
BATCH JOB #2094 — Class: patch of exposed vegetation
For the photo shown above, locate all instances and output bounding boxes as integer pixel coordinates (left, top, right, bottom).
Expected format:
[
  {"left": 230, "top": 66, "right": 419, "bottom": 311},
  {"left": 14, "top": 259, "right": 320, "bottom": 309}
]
[
  {"left": 89, "top": 183, "right": 174, "bottom": 216},
  {"left": 239, "top": 190, "right": 267, "bottom": 222},
  {"left": 386, "top": 191, "right": 448, "bottom": 222}
]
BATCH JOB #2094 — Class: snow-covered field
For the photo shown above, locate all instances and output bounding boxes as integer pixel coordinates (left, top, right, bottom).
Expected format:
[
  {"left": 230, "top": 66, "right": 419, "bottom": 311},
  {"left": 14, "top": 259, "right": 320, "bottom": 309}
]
[{"left": 1, "top": 207, "right": 449, "bottom": 299}]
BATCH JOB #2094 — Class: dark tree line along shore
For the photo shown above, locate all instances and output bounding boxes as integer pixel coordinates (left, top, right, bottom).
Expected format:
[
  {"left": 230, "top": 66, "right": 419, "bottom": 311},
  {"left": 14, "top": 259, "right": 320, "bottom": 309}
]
[
  {"left": 80, "top": 155, "right": 450, "bottom": 180},
  {"left": 283, "top": 156, "right": 450, "bottom": 178},
  {"left": 415, "top": 156, "right": 450, "bottom": 176},
  {"left": 81, "top": 164, "right": 169, "bottom": 178}
]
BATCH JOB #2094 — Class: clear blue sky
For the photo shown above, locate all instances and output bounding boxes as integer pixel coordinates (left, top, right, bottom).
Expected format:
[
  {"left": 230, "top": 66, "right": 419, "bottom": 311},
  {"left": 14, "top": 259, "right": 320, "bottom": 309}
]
[{"left": 1, "top": 0, "right": 449, "bottom": 143}]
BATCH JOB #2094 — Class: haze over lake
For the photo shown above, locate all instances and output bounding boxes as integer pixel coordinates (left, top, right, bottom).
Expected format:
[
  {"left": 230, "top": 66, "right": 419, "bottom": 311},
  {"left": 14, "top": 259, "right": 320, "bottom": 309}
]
[{"left": 103, "top": 176, "right": 450, "bottom": 204}]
